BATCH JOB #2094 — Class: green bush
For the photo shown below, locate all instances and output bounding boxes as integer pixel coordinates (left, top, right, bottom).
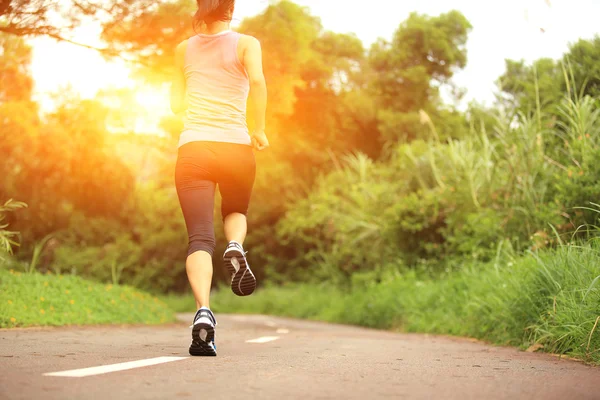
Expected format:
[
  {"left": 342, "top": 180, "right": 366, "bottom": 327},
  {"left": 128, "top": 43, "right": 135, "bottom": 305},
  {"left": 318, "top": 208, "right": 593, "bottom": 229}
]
[
  {"left": 552, "top": 95, "right": 600, "bottom": 230},
  {"left": 274, "top": 87, "right": 599, "bottom": 281},
  {"left": 276, "top": 152, "right": 408, "bottom": 283},
  {"left": 0, "top": 199, "right": 27, "bottom": 255},
  {"left": 48, "top": 183, "right": 189, "bottom": 293}
]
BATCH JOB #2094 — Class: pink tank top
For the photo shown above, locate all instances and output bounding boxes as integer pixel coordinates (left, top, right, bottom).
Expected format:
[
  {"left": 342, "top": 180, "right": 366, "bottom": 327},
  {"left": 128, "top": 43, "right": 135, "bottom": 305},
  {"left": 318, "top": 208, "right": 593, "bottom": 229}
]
[{"left": 179, "top": 31, "right": 251, "bottom": 147}]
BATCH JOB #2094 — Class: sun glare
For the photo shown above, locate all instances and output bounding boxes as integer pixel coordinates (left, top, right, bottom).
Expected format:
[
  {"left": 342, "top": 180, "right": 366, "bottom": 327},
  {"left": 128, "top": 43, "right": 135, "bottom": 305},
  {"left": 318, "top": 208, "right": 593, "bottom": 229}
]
[{"left": 135, "top": 87, "right": 170, "bottom": 111}]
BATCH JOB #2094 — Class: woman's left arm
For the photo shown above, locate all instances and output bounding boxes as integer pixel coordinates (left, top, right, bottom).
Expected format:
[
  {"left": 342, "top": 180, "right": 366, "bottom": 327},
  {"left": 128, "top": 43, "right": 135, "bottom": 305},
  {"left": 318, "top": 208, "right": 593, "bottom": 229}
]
[{"left": 170, "top": 40, "right": 188, "bottom": 115}]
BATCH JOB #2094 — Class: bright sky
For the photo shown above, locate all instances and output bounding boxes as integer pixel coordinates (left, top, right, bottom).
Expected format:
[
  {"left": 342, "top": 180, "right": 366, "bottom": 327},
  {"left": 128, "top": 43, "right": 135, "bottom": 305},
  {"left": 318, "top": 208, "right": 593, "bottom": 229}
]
[{"left": 29, "top": 0, "right": 600, "bottom": 133}]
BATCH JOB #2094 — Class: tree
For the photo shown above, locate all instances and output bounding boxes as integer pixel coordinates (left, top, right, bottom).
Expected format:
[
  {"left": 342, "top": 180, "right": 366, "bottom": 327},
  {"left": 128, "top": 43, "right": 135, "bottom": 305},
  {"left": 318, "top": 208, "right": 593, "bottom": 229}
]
[
  {"left": 568, "top": 36, "right": 600, "bottom": 99},
  {"left": 497, "top": 36, "right": 600, "bottom": 117},
  {"left": 238, "top": 1, "right": 322, "bottom": 122},
  {"left": 496, "top": 58, "right": 563, "bottom": 117},
  {"left": 0, "top": 33, "right": 33, "bottom": 101},
  {"left": 0, "top": 33, "right": 40, "bottom": 202},
  {"left": 0, "top": 33, "right": 134, "bottom": 243},
  {"left": 1, "top": 99, "right": 135, "bottom": 241},
  {"left": 100, "top": 0, "right": 194, "bottom": 83},
  {"left": 0, "top": 0, "right": 154, "bottom": 53},
  {"left": 368, "top": 10, "right": 472, "bottom": 142}
]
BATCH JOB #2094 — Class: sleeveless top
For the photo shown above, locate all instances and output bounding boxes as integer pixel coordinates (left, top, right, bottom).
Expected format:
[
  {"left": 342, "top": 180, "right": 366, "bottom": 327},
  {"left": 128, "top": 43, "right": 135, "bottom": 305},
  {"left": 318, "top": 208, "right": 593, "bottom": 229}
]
[{"left": 179, "top": 31, "right": 251, "bottom": 147}]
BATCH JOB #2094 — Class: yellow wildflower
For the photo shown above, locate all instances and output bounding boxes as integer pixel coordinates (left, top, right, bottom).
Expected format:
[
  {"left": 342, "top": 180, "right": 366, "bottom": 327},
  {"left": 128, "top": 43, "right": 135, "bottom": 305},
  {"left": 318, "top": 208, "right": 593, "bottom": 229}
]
[
  {"left": 65, "top": 290, "right": 70, "bottom": 294},
  {"left": 69, "top": 299, "right": 75, "bottom": 305},
  {"left": 111, "top": 299, "right": 116, "bottom": 304},
  {"left": 50, "top": 306, "right": 55, "bottom": 311},
  {"left": 44, "top": 282, "right": 49, "bottom": 287},
  {"left": 7, "top": 300, "right": 12, "bottom": 305},
  {"left": 10, "top": 317, "right": 16, "bottom": 323},
  {"left": 40, "top": 297, "right": 45, "bottom": 302},
  {"left": 40, "top": 309, "right": 45, "bottom": 314}
]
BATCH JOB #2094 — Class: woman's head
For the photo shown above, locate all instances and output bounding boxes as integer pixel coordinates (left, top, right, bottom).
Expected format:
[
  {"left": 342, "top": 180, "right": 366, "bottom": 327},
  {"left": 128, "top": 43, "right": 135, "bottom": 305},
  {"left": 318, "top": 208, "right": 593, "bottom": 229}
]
[{"left": 194, "top": 0, "right": 235, "bottom": 26}]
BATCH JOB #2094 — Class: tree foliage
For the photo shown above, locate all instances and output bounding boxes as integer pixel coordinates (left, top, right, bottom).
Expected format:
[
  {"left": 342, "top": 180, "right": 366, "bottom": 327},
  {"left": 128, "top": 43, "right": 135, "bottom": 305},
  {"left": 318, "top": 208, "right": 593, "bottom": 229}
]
[
  {"left": 369, "top": 10, "right": 472, "bottom": 142},
  {"left": 0, "top": 0, "right": 155, "bottom": 55},
  {"left": 0, "top": 33, "right": 134, "bottom": 245},
  {"left": 497, "top": 35, "right": 600, "bottom": 116},
  {"left": 0, "top": 33, "right": 33, "bottom": 101},
  {"left": 101, "top": 0, "right": 194, "bottom": 82}
]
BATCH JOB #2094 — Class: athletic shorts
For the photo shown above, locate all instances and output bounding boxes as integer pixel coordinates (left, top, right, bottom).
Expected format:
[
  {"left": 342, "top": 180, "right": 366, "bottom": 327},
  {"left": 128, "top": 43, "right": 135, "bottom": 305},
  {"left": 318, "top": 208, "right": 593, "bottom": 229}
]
[{"left": 174, "top": 141, "right": 256, "bottom": 257}]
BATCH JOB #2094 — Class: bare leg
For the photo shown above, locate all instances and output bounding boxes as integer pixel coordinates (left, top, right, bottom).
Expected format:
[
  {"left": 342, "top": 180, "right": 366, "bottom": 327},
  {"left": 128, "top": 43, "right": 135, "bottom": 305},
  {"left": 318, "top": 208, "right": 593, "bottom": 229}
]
[
  {"left": 224, "top": 212, "right": 247, "bottom": 244},
  {"left": 186, "top": 251, "right": 213, "bottom": 309}
]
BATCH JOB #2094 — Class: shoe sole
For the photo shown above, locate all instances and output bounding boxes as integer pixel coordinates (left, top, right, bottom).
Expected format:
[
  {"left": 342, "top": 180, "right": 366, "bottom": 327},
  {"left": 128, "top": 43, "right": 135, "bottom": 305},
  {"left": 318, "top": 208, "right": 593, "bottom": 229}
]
[
  {"left": 189, "top": 322, "right": 216, "bottom": 357},
  {"left": 223, "top": 248, "right": 256, "bottom": 296}
]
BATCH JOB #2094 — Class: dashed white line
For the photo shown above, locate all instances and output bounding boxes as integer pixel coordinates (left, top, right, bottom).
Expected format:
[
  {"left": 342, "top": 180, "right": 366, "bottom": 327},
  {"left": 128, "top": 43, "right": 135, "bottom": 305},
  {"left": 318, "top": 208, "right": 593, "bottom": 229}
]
[
  {"left": 43, "top": 356, "right": 187, "bottom": 378},
  {"left": 246, "top": 336, "right": 280, "bottom": 344}
]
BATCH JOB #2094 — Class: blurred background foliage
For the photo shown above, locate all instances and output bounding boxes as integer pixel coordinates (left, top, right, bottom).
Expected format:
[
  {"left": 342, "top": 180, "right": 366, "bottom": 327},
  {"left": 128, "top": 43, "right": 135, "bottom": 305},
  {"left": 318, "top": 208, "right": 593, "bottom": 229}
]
[{"left": 1, "top": 0, "right": 600, "bottom": 297}]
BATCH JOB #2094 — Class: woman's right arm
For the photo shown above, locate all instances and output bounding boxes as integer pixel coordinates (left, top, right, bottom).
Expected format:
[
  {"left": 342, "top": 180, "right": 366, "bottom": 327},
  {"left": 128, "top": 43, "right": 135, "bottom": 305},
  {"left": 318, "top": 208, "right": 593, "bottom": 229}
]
[{"left": 242, "top": 35, "right": 269, "bottom": 150}]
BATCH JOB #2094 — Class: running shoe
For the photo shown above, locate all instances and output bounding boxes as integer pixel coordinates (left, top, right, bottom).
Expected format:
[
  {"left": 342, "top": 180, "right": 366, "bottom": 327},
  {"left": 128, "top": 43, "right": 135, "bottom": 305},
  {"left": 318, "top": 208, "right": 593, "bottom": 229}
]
[
  {"left": 223, "top": 241, "right": 256, "bottom": 296},
  {"left": 189, "top": 307, "right": 217, "bottom": 356}
]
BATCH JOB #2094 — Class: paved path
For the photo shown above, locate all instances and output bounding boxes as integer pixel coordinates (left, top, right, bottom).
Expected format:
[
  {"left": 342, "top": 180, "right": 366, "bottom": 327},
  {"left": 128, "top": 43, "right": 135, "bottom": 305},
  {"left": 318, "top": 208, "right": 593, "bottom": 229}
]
[{"left": 1, "top": 314, "right": 598, "bottom": 399}]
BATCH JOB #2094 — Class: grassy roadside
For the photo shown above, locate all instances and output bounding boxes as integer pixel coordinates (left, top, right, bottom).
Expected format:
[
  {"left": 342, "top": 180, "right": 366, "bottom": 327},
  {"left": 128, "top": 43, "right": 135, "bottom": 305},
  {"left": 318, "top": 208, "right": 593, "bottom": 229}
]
[
  {"left": 165, "top": 243, "right": 600, "bottom": 364},
  {"left": 0, "top": 269, "right": 176, "bottom": 328}
]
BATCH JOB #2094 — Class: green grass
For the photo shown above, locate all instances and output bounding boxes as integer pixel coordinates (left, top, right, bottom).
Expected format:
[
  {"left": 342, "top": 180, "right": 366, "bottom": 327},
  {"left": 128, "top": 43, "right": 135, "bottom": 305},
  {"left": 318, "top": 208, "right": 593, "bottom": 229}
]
[
  {"left": 0, "top": 269, "right": 176, "bottom": 328},
  {"left": 168, "top": 242, "right": 600, "bottom": 364},
  {"left": 160, "top": 291, "right": 197, "bottom": 313}
]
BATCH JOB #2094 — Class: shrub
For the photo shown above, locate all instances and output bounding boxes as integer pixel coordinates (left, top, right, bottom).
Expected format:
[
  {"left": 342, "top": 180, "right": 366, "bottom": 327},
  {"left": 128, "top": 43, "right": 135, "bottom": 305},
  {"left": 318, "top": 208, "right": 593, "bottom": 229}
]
[
  {"left": 0, "top": 199, "right": 27, "bottom": 255},
  {"left": 274, "top": 87, "right": 599, "bottom": 280}
]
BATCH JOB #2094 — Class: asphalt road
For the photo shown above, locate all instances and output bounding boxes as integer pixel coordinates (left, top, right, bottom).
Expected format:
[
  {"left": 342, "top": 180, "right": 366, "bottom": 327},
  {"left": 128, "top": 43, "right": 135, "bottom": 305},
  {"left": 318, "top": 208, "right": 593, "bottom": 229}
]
[{"left": 1, "top": 314, "right": 598, "bottom": 400}]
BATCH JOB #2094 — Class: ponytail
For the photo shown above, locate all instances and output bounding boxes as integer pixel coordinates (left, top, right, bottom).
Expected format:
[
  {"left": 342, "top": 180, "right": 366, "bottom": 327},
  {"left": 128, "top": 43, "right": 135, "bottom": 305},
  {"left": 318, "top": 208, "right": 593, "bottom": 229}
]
[{"left": 194, "top": 0, "right": 235, "bottom": 28}]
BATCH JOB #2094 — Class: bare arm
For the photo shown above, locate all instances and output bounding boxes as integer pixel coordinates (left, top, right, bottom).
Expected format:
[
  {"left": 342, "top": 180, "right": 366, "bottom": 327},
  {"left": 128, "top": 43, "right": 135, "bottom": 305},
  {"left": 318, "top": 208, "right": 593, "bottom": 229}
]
[
  {"left": 242, "top": 36, "right": 268, "bottom": 135},
  {"left": 170, "top": 40, "right": 187, "bottom": 115}
]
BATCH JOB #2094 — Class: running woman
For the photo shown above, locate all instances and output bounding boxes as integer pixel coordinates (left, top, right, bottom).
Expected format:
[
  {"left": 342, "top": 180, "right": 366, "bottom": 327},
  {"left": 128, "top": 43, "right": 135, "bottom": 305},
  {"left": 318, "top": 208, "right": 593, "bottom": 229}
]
[{"left": 170, "top": 0, "right": 269, "bottom": 357}]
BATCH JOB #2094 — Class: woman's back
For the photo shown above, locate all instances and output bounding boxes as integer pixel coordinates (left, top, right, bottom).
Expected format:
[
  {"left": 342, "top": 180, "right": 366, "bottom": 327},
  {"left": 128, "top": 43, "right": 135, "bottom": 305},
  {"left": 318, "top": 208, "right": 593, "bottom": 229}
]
[{"left": 180, "top": 31, "right": 251, "bottom": 147}]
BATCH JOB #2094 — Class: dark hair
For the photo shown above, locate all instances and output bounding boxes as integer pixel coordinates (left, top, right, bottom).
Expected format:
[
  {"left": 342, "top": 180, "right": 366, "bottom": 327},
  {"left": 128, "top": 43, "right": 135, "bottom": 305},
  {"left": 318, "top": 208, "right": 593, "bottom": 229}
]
[{"left": 193, "top": 0, "right": 235, "bottom": 27}]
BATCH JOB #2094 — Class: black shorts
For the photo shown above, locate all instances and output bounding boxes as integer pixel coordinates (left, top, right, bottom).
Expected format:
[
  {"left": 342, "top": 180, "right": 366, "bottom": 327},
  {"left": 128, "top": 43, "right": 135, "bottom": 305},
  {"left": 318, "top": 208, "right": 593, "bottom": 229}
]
[{"left": 175, "top": 141, "right": 256, "bottom": 257}]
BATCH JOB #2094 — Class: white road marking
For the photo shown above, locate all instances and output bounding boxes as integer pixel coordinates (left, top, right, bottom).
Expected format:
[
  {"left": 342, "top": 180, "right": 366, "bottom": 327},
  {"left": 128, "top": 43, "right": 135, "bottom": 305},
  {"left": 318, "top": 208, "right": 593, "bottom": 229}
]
[
  {"left": 276, "top": 328, "right": 290, "bottom": 334},
  {"left": 246, "top": 336, "right": 280, "bottom": 344},
  {"left": 43, "top": 356, "right": 187, "bottom": 378}
]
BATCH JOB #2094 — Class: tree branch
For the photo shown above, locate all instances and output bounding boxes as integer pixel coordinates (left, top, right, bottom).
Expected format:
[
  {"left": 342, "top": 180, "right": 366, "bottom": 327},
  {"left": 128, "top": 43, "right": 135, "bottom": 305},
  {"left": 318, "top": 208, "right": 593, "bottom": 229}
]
[
  {"left": 0, "top": 0, "right": 11, "bottom": 17},
  {"left": 45, "top": 32, "right": 116, "bottom": 55}
]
